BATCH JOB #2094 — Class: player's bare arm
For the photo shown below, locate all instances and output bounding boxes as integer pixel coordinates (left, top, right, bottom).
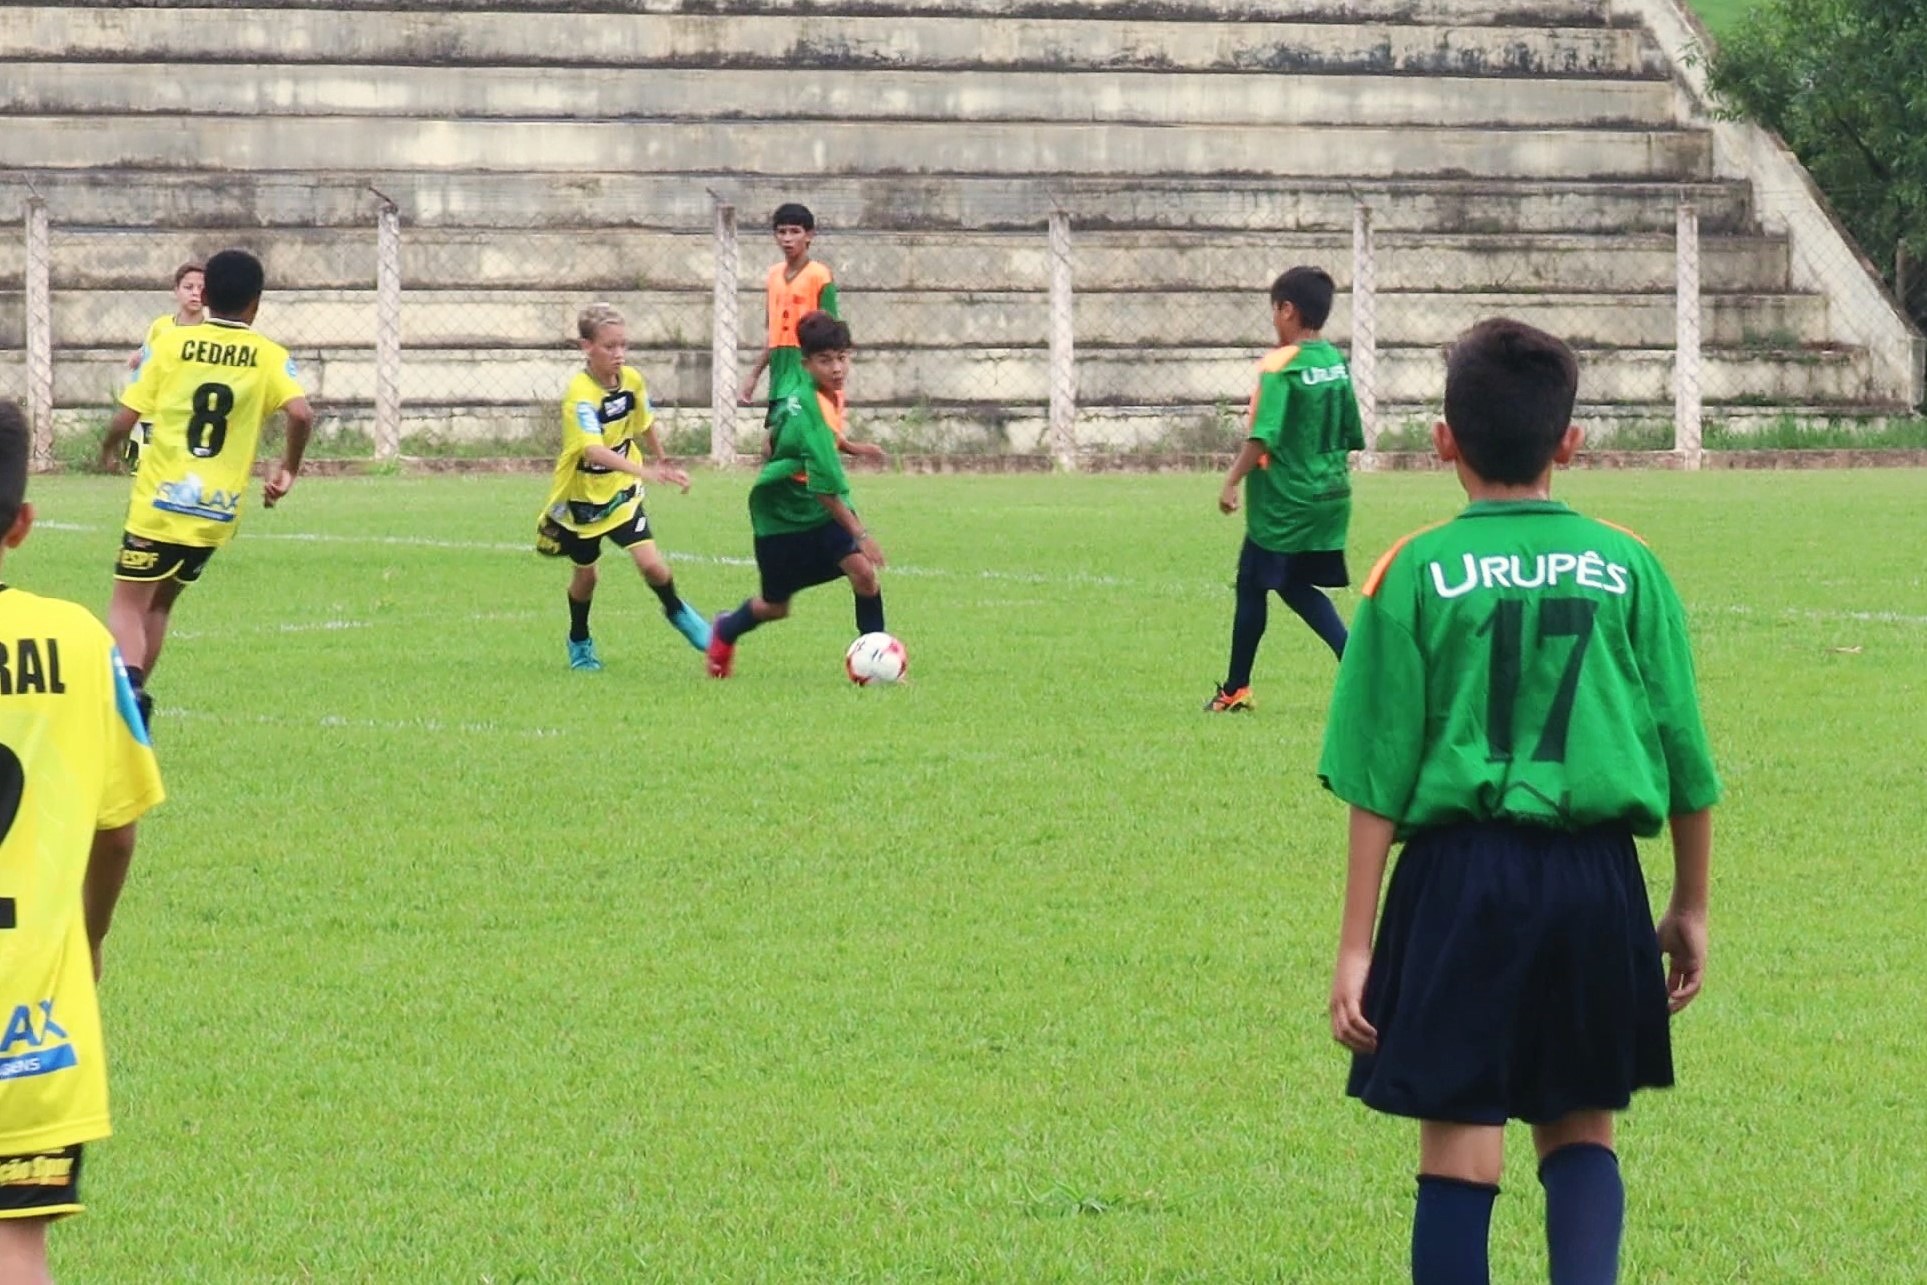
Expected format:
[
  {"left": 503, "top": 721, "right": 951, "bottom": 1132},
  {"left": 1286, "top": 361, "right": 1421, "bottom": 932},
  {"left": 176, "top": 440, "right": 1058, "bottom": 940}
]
[
  {"left": 84, "top": 823, "right": 139, "bottom": 979},
  {"left": 1657, "top": 807, "right": 1713, "bottom": 1013},
  {"left": 263, "top": 397, "right": 316, "bottom": 508},
  {"left": 739, "top": 347, "right": 771, "bottom": 403},
  {"left": 1219, "top": 439, "right": 1265, "bottom": 514},
  {"left": 98, "top": 405, "right": 142, "bottom": 472},
  {"left": 818, "top": 493, "right": 884, "bottom": 568},
  {"left": 1330, "top": 806, "right": 1396, "bottom": 1054}
]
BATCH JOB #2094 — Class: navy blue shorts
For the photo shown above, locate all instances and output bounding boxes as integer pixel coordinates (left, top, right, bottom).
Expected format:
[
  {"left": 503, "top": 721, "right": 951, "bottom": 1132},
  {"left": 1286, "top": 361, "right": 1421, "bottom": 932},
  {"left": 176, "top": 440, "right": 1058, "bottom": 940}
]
[
  {"left": 1347, "top": 823, "right": 1675, "bottom": 1125},
  {"left": 1237, "top": 539, "right": 1348, "bottom": 593},
  {"left": 754, "top": 522, "right": 859, "bottom": 604}
]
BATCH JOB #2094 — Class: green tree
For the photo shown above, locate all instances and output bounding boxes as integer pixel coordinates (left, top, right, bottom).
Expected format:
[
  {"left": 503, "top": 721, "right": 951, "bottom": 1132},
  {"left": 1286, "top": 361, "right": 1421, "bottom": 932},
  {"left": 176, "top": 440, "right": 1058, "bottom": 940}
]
[{"left": 1709, "top": 0, "right": 1927, "bottom": 318}]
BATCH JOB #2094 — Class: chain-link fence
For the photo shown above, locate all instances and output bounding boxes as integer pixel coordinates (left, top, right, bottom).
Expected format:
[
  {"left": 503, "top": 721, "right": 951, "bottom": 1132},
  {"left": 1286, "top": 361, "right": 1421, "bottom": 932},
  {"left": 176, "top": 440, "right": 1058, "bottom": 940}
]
[{"left": 4, "top": 182, "right": 1921, "bottom": 470}]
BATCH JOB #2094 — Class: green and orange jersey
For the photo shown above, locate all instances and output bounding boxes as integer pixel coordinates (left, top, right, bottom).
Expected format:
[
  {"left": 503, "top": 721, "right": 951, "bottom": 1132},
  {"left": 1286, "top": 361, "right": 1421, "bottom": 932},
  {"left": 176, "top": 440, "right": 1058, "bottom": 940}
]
[
  {"left": 764, "top": 260, "right": 839, "bottom": 394},
  {"left": 1318, "top": 500, "right": 1722, "bottom": 838},
  {"left": 751, "top": 381, "right": 850, "bottom": 536},
  {"left": 1243, "top": 339, "right": 1364, "bottom": 554}
]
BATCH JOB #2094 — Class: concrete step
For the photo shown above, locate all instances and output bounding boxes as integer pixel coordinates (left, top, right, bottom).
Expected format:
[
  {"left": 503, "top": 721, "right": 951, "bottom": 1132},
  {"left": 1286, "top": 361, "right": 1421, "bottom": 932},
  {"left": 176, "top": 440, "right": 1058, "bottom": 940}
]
[
  {"left": 7, "top": 289, "right": 1832, "bottom": 353},
  {"left": 20, "top": 344, "right": 1879, "bottom": 412},
  {"left": 1, "top": 8, "right": 1658, "bottom": 76},
  {"left": 2, "top": 64, "right": 1677, "bottom": 130},
  {"left": 0, "top": 171, "right": 1757, "bottom": 237},
  {"left": 0, "top": 231, "right": 1791, "bottom": 295},
  {"left": 2, "top": 116, "right": 1717, "bottom": 182},
  {"left": 4, "top": 0, "right": 1621, "bottom": 27}
]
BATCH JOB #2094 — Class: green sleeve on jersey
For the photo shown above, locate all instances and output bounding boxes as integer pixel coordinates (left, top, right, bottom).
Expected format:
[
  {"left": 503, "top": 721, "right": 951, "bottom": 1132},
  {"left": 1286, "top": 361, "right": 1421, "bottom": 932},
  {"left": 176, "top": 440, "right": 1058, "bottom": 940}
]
[
  {"left": 1318, "top": 557, "right": 1427, "bottom": 819},
  {"left": 1342, "top": 385, "right": 1365, "bottom": 452},
  {"left": 1248, "top": 372, "right": 1288, "bottom": 450},
  {"left": 1631, "top": 553, "right": 1723, "bottom": 814},
  {"left": 820, "top": 281, "right": 840, "bottom": 319}
]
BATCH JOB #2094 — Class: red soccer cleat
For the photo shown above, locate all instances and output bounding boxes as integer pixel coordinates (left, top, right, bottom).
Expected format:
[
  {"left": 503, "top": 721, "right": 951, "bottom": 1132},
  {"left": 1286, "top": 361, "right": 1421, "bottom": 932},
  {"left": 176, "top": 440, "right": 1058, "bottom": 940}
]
[{"left": 705, "top": 616, "right": 735, "bottom": 678}]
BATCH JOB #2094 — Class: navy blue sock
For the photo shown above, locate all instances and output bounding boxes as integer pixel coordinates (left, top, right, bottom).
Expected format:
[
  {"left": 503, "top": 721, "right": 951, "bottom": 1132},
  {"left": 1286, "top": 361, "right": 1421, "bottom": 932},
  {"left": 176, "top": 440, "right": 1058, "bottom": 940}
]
[
  {"left": 1224, "top": 581, "right": 1268, "bottom": 691},
  {"left": 1413, "top": 1175, "right": 1498, "bottom": 1285},
  {"left": 1279, "top": 581, "right": 1348, "bottom": 659},
  {"left": 1540, "top": 1144, "right": 1624, "bottom": 1285},
  {"left": 854, "top": 592, "right": 885, "bottom": 636},
  {"left": 717, "top": 600, "right": 762, "bottom": 645},
  {"left": 567, "top": 594, "right": 592, "bottom": 643},
  {"left": 648, "top": 575, "right": 683, "bottom": 617}
]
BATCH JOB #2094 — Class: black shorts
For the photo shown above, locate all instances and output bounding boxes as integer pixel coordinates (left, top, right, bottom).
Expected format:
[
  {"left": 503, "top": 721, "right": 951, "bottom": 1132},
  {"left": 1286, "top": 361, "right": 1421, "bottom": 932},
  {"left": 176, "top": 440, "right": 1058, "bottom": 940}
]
[
  {"left": 754, "top": 522, "right": 859, "bottom": 605},
  {"left": 1237, "top": 538, "right": 1348, "bottom": 593},
  {"left": 113, "top": 532, "right": 215, "bottom": 584},
  {"left": 0, "top": 1145, "right": 85, "bottom": 1219},
  {"left": 535, "top": 504, "right": 654, "bottom": 567},
  {"left": 1347, "top": 823, "right": 1674, "bottom": 1126}
]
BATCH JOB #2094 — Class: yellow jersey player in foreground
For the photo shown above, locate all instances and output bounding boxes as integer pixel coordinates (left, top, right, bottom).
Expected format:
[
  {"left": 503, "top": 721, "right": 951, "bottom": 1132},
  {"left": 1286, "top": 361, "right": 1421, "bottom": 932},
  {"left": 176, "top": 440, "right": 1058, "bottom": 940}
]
[
  {"left": 97, "top": 248, "right": 314, "bottom": 728},
  {"left": 120, "top": 261, "right": 205, "bottom": 470},
  {"left": 538, "top": 303, "right": 709, "bottom": 670},
  {"left": 0, "top": 401, "right": 165, "bottom": 1282}
]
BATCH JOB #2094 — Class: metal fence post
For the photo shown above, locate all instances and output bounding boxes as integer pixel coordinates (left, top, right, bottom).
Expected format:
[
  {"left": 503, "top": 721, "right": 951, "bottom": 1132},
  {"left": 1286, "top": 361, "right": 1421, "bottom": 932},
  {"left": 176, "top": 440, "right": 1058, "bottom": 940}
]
[
  {"left": 24, "top": 198, "right": 53, "bottom": 471},
  {"left": 1351, "top": 200, "right": 1379, "bottom": 461},
  {"left": 374, "top": 199, "right": 402, "bottom": 460},
  {"left": 1675, "top": 200, "right": 1704, "bottom": 469},
  {"left": 1047, "top": 209, "right": 1076, "bottom": 469},
  {"left": 710, "top": 199, "right": 739, "bottom": 467}
]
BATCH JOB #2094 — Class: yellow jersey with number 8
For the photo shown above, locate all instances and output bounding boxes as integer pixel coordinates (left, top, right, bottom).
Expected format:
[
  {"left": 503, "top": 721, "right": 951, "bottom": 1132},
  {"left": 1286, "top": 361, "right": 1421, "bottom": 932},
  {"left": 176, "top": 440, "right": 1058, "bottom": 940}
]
[
  {"left": 0, "top": 588, "right": 164, "bottom": 1155},
  {"left": 119, "top": 318, "right": 305, "bottom": 548}
]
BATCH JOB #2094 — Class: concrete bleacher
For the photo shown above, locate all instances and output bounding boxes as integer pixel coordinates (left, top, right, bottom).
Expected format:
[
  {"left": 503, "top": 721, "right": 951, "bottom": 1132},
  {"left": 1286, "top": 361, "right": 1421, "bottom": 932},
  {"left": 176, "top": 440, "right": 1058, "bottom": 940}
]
[{"left": 0, "top": 0, "right": 1919, "bottom": 449}]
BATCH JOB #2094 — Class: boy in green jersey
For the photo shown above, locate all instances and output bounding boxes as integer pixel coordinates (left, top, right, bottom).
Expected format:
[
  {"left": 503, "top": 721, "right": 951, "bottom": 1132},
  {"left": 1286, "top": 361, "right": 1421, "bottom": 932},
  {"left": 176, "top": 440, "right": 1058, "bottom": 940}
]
[
  {"left": 706, "top": 312, "right": 887, "bottom": 679},
  {"left": 1319, "top": 319, "right": 1720, "bottom": 1285},
  {"left": 1207, "top": 267, "right": 1363, "bottom": 712}
]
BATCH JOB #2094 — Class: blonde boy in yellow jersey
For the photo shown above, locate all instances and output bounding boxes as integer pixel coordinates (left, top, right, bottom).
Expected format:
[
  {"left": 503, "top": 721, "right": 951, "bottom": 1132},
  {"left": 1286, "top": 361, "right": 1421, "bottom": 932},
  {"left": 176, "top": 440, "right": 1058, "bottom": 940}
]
[
  {"left": 120, "top": 261, "right": 204, "bottom": 469},
  {"left": 537, "top": 303, "right": 710, "bottom": 671},
  {"left": 0, "top": 401, "right": 165, "bottom": 1281},
  {"left": 96, "top": 249, "right": 314, "bottom": 726}
]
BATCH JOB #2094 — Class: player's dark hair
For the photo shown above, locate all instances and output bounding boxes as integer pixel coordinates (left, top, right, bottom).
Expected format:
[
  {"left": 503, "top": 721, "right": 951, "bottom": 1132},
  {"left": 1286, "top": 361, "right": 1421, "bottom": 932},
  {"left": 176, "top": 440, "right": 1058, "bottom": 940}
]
[
  {"left": 203, "top": 249, "right": 265, "bottom": 316},
  {"left": 797, "top": 311, "right": 851, "bottom": 356},
  {"left": 1443, "top": 318, "right": 1580, "bottom": 485},
  {"left": 1270, "top": 266, "right": 1335, "bottom": 330},
  {"left": 0, "top": 400, "right": 30, "bottom": 533},
  {"left": 772, "top": 203, "right": 815, "bottom": 231},
  {"left": 174, "top": 260, "right": 205, "bottom": 287}
]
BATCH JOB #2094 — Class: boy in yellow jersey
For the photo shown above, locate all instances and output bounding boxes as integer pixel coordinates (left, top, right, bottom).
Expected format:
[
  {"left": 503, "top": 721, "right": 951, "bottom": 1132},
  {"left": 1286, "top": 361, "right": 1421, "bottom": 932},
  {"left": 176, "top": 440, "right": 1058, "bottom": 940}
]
[
  {"left": 0, "top": 401, "right": 165, "bottom": 1281},
  {"left": 736, "top": 203, "right": 884, "bottom": 462},
  {"left": 120, "top": 261, "right": 205, "bottom": 470},
  {"left": 96, "top": 249, "right": 314, "bottom": 726},
  {"left": 537, "top": 303, "right": 709, "bottom": 671}
]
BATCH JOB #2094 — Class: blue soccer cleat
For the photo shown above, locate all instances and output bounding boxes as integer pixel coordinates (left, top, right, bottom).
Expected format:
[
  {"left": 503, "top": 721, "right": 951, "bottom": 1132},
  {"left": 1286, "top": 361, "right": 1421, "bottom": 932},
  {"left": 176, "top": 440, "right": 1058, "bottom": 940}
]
[
  {"left": 670, "top": 602, "right": 712, "bottom": 652},
  {"left": 568, "top": 637, "right": 603, "bottom": 671}
]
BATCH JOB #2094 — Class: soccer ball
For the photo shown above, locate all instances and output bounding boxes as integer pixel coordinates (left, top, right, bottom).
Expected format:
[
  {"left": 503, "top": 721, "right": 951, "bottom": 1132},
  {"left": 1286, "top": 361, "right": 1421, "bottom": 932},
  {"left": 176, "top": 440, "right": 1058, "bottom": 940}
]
[{"left": 844, "top": 632, "right": 908, "bottom": 685}]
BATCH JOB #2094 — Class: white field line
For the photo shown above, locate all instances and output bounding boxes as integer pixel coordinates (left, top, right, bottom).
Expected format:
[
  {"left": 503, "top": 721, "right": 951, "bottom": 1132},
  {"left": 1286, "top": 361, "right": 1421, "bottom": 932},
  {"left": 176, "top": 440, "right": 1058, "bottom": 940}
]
[
  {"left": 34, "top": 521, "right": 1927, "bottom": 626},
  {"left": 166, "top": 707, "right": 567, "bottom": 740}
]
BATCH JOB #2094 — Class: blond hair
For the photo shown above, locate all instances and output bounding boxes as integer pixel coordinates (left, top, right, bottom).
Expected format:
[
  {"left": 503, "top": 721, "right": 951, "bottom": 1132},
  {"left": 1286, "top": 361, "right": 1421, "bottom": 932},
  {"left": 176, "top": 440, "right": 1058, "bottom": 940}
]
[{"left": 577, "top": 302, "right": 624, "bottom": 340}]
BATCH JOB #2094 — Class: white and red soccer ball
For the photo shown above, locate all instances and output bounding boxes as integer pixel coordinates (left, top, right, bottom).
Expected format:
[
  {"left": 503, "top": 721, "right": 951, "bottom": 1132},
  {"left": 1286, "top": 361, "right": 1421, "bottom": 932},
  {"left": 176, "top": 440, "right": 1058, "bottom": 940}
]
[{"left": 844, "top": 632, "right": 907, "bottom": 685}]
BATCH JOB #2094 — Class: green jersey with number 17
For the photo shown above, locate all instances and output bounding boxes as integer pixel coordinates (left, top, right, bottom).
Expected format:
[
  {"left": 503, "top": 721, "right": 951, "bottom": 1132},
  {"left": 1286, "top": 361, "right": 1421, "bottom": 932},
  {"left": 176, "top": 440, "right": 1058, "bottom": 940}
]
[{"left": 1318, "top": 500, "right": 1721, "bottom": 838}]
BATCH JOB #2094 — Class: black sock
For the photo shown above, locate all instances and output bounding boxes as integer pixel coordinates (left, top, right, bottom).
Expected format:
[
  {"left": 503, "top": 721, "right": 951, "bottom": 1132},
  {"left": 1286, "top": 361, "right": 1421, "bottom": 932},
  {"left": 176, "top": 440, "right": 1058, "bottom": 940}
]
[
  {"left": 717, "top": 600, "right": 762, "bottom": 645},
  {"left": 567, "top": 593, "right": 592, "bottom": 643},
  {"left": 1540, "top": 1144, "right": 1623, "bottom": 1285},
  {"left": 1224, "top": 581, "right": 1268, "bottom": 691},
  {"left": 854, "top": 591, "right": 885, "bottom": 636},
  {"left": 1280, "top": 582, "right": 1349, "bottom": 659},
  {"left": 126, "top": 665, "right": 146, "bottom": 689},
  {"left": 649, "top": 576, "right": 683, "bottom": 617},
  {"left": 1412, "top": 1175, "right": 1498, "bottom": 1285}
]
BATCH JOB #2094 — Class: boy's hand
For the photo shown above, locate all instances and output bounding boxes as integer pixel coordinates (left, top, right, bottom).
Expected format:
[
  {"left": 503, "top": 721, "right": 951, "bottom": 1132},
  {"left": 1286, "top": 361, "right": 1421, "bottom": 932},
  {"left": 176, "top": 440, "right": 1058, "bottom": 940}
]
[
  {"left": 262, "top": 465, "right": 296, "bottom": 508},
  {"left": 737, "top": 377, "right": 759, "bottom": 405},
  {"left": 1219, "top": 483, "right": 1240, "bottom": 515},
  {"left": 850, "top": 440, "right": 886, "bottom": 461},
  {"left": 1329, "top": 947, "right": 1378, "bottom": 1053},
  {"left": 1655, "top": 904, "right": 1708, "bottom": 1013},
  {"left": 655, "top": 464, "right": 691, "bottom": 494}
]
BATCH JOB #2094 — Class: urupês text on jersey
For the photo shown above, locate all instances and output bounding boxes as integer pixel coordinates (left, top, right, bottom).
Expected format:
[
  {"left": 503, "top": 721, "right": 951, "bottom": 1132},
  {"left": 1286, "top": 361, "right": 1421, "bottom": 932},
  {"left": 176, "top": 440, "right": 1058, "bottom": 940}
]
[{"left": 1429, "top": 551, "right": 1632, "bottom": 598}]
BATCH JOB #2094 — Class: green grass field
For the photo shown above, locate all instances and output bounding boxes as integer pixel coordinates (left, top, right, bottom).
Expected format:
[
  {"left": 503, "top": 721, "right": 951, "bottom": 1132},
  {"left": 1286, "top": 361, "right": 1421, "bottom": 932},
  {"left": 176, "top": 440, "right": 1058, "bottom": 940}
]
[{"left": 15, "top": 469, "right": 1926, "bottom": 1282}]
